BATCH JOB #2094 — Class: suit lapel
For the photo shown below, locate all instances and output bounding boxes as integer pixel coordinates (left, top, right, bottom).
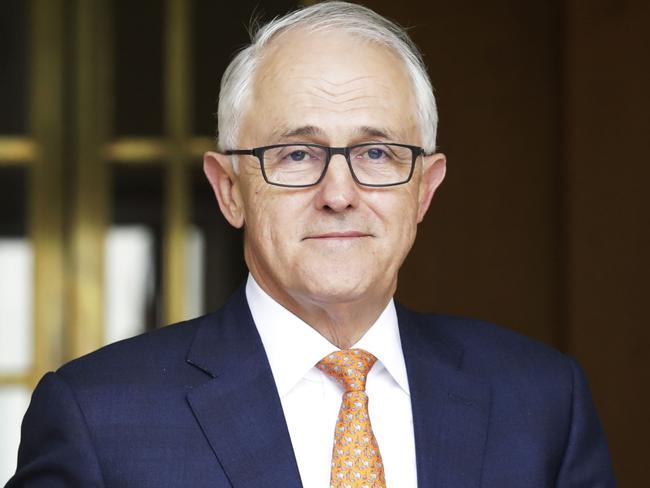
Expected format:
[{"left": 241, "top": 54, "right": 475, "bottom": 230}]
[
  {"left": 183, "top": 290, "right": 489, "bottom": 487},
  {"left": 185, "top": 288, "right": 302, "bottom": 488},
  {"left": 398, "top": 306, "right": 491, "bottom": 488}
]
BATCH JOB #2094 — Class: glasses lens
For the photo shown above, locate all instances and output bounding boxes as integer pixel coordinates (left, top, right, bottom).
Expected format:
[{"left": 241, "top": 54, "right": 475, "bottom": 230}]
[
  {"left": 262, "top": 145, "right": 327, "bottom": 186},
  {"left": 349, "top": 144, "right": 414, "bottom": 185}
]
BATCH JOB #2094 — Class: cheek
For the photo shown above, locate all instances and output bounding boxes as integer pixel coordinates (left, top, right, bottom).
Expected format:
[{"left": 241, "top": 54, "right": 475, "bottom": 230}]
[
  {"left": 372, "top": 190, "right": 419, "bottom": 230},
  {"left": 243, "top": 190, "right": 306, "bottom": 251},
  {"left": 241, "top": 184, "right": 273, "bottom": 244},
  {"left": 375, "top": 194, "right": 420, "bottom": 258}
]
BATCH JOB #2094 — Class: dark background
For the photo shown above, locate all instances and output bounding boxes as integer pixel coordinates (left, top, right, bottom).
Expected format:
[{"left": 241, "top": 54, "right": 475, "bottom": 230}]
[
  {"left": 388, "top": 3, "right": 650, "bottom": 486},
  {"left": 389, "top": 1, "right": 649, "bottom": 484},
  {"left": 1, "top": 0, "right": 648, "bottom": 485}
]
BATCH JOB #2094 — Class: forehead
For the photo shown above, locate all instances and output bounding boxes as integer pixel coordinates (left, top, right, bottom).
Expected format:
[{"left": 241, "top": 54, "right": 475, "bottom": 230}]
[{"left": 242, "top": 29, "right": 419, "bottom": 144}]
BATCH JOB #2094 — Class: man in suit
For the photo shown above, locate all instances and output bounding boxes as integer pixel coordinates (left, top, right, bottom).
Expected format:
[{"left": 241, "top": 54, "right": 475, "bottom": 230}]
[{"left": 8, "top": 2, "right": 615, "bottom": 487}]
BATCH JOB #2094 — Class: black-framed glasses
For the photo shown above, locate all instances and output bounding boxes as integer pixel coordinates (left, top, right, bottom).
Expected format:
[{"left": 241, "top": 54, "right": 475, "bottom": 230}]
[{"left": 225, "top": 142, "right": 425, "bottom": 188}]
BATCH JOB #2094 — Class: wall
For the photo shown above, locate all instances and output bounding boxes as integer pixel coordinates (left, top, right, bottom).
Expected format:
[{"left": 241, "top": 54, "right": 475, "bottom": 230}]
[
  {"left": 370, "top": 0, "right": 650, "bottom": 484},
  {"left": 565, "top": 0, "right": 649, "bottom": 483}
]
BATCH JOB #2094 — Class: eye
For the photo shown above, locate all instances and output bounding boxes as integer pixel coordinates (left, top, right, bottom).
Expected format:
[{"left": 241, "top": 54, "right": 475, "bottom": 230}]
[
  {"left": 288, "top": 150, "right": 307, "bottom": 161},
  {"left": 366, "top": 147, "right": 386, "bottom": 159},
  {"left": 355, "top": 145, "right": 393, "bottom": 162},
  {"left": 275, "top": 146, "right": 321, "bottom": 163}
]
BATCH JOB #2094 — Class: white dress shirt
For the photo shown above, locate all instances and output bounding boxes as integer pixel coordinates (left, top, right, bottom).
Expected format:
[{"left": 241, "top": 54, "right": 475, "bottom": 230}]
[{"left": 246, "top": 275, "right": 417, "bottom": 488}]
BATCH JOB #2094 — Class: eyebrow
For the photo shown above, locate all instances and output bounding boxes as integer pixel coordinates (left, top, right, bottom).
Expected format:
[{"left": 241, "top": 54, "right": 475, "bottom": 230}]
[
  {"left": 355, "top": 126, "right": 392, "bottom": 140},
  {"left": 279, "top": 125, "right": 396, "bottom": 141},
  {"left": 280, "top": 126, "right": 323, "bottom": 139}
]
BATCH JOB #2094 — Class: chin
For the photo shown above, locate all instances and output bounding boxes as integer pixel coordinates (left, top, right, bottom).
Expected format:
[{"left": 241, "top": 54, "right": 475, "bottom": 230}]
[{"left": 297, "top": 272, "right": 376, "bottom": 305}]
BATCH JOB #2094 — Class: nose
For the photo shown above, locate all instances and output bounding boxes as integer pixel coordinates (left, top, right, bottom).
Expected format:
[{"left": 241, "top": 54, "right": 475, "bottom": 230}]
[{"left": 314, "top": 153, "right": 360, "bottom": 212}]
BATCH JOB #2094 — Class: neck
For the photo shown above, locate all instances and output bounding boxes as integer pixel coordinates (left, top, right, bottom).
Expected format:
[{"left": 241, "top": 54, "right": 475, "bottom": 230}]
[
  {"left": 291, "top": 295, "right": 392, "bottom": 349},
  {"left": 251, "top": 274, "right": 395, "bottom": 349}
]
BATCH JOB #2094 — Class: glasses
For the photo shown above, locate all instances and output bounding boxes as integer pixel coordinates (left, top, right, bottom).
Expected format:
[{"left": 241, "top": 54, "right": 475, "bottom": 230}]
[{"left": 225, "top": 142, "right": 425, "bottom": 188}]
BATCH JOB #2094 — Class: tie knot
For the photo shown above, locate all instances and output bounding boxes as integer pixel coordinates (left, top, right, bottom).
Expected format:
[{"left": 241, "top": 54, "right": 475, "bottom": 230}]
[{"left": 316, "top": 348, "right": 377, "bottom": 392}]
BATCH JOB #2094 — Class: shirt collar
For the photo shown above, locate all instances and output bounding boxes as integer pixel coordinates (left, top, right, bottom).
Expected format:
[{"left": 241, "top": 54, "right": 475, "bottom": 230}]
[
  {"left": 246, "top": 274, "right": 410, "bottom": 398},
  {"left": 352, "top": 300, "right": 410, "bottom": 396}
]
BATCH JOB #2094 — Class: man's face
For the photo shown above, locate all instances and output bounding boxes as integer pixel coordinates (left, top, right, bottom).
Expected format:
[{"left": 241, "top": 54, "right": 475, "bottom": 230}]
[{"left": 206, "top": 30, "right": 445, "bottom": 310}]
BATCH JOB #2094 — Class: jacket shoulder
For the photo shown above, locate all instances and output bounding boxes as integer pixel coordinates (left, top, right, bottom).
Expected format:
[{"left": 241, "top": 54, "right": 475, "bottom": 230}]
[
  {"left": 56, "top": 313, "right": 211, "bottom": 386},
  {"left": 397, "top": 305, "right": 573, "bottom": 380}
]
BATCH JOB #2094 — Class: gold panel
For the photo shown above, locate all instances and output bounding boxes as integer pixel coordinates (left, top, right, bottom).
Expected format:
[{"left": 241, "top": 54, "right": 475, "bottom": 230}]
[
  {"left": 104, "top": 137, "right": 168, "bottom": 162},
  {"left": 104, "top": 136, "right": 213, "bottom": 163},
  {"left": 188, "top": 136, "right": 214, "bottom": 159},
  {"left": 0, "top": 137, "right": 37, "bottom": 163},
  {"left": 69, "top": 0, "right": 112, "bottom": 357},
  {"left": 163, "top": 0, "right": 193, "bottom": 324},
  {"left": 0, "top": 374, "right": 31, "bottom": 386},
  {"left": 28, "top": 0, "right": 65, "bottom": 385}
]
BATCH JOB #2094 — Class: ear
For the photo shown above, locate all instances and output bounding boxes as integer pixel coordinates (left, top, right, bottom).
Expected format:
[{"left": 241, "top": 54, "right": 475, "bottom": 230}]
[
  {"left": 416, "top": 153, "right": 446, "bottom": 223},
  {"left": 203, "top": 151, "right": 245, "bottom": 228}
]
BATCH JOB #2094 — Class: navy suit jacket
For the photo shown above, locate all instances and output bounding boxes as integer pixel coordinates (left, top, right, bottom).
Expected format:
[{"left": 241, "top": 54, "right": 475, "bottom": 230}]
[{"left": 8, "top": 287, "right": 615, "bottom": 487}]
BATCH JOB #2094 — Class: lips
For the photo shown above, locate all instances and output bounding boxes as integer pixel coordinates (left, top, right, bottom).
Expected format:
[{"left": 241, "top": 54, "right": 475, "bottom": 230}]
[{"left": 303, "top": 231, "right": 372, "bottom": 240}]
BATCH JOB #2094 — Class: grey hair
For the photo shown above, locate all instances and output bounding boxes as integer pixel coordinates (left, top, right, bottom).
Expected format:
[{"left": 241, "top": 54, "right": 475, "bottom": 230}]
[{"left": 216, "top": 1, "right": 438, "bottom": 156}]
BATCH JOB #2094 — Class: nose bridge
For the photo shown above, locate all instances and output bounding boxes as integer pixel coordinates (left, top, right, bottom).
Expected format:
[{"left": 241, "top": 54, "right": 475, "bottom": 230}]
[
  {"left": 329, "top": 146, "right": 348, "bottom": 159},
  {"left": 323, "top": 146, "right": 353, "bottom": 180},
  {"left": 316, "top": 146, "right": 359, "bottom": 211}
]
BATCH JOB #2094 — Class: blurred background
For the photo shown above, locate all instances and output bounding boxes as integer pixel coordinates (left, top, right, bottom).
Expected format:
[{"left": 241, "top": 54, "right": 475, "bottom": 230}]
[{"left": 0, "top": 0, "right": 647, "bottom": 485}]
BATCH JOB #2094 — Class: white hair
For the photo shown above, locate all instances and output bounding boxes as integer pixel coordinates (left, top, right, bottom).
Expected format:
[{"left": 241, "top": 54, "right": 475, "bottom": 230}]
[{"left": 216, "top": 0, "right": 438, "bottom": 156}]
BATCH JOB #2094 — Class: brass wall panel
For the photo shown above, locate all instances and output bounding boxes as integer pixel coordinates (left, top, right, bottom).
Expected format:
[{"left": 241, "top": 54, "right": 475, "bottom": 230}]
[
  {"left": 0, "top": 137, "right": 36, "bottom": 163},
  {"left": 104, "top": 136, "right": 212, "bottom": 163},
  {"left": 69, "top": 0, "right": 112, "bottom": 357},
  {"left": 0, "top": 374, "right": 31, "bottom": 386},
  {"left": 105, "top": 138, "right": 168, "bottom": 163},
  {"left": 28, "top": 0, "right": 65, "bottom": 385},
  {"left": 163, "top": 0, "right": 193, "bottom": 324}
]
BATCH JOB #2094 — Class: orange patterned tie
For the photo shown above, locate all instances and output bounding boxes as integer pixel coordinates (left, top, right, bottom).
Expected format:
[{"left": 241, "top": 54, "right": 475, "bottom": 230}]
[{"left": 317, "top": 349, "right": 386, "bottom": 488}]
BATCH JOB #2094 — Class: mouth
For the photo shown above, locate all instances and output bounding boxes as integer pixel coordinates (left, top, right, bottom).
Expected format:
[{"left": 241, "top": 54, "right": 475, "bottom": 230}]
[{"left": 303, "top": 231, "right": 372, "bottom": 240}]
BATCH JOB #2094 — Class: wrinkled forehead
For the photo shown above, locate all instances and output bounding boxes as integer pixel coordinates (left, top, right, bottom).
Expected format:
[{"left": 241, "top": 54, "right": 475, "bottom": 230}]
[
  {"left": 256, "top": 28, "right": 413, "bottom": 95},
  {"left": 244, "top": 28, "right": 419, "bottom": 142}
]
